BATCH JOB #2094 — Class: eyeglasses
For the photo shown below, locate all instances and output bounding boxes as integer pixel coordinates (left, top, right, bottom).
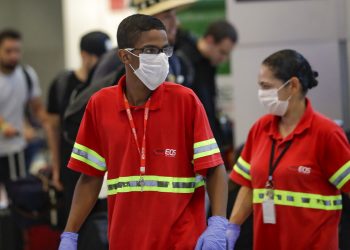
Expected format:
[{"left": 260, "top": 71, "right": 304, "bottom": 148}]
[{"left": 125, "top": 46, "right": 173, "bottom": 57}]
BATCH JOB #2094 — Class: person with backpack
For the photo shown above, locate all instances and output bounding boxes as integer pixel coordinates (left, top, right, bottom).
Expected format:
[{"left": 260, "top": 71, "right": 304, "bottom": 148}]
[
  {"left": 47, "top": 31, "right": 111, "bottom": 230},
  {"left": 0, "top": 28, "right": 58, "bottom": 189},
  {"left": 0, "top": 28, "right": 60, "bottom": 249}
]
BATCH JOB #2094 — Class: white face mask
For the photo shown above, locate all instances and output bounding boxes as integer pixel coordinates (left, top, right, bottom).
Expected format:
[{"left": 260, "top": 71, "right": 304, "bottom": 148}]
[
  {"left": 127, "top": 51, "right": 169, "bottom": 90},
  {"left": 258, "top": 80, "right": 291, "bottom": 116}
]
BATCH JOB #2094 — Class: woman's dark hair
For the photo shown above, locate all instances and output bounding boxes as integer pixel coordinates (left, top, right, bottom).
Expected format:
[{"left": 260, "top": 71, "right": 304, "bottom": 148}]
[
  {"left": 117, "top": 14, "right": 166, "bottom": 49},
  {"left": 262, "top": 49, "right": 318, "bottom": 95}
]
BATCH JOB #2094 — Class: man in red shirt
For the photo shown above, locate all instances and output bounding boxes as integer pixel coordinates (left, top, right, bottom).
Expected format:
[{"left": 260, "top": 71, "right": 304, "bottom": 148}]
[{"left": 58, "top": 14, "right": 228, "bottom": 250}]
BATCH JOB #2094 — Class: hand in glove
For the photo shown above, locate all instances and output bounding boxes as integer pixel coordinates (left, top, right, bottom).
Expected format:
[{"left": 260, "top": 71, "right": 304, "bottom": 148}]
[
  {"left": 195, "top": 216, "right": 228, "bottom": 250},
  {"left": 58, "top": 232, "right": 78, "bottom": 250},
  {"left": 226, "top": 223, "right": 241, "bottom": 250}
]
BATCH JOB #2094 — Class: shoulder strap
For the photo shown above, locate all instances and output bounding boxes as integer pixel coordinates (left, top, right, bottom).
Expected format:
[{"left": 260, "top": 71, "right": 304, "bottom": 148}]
[
  {"left": 55, "top": 70, "right": 73, "bottom": 110},
  {"left": 22, "top": 65, "right": 33, "bottom": 100},
  {"left": 176, "top": 50, "right": 195, "bottom": 87}
]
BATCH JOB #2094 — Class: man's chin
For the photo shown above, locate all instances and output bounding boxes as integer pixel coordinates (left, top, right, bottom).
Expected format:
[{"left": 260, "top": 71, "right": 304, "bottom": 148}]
[{"left": 1, "top": 64, "right": 17, "bottom": 71}]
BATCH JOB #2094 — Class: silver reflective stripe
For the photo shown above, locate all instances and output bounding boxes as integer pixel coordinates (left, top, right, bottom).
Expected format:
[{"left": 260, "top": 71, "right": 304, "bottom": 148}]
[
  {"left": 236, "top": 161, "right": 250, "bottom": 175},
  {"left": 332, "top": 167, "right": 350, "bottom": 187},
  {"left": 194, "top": 143, "right": 219, "bottom": 154},
  {"left": 254, "top": 189, "right": 342, "bottom": 210},
  {"left": 107, "top": 175, "right": 205, "bottom": 194},
  {"left": 72, "top": 147, "right": 106, "bottom": 169}
]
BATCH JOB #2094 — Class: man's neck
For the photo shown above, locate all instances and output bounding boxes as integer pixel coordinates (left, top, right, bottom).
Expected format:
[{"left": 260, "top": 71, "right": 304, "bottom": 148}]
[
  {"left": 125, "top": 74, "right": 152, "bottom": 106},
  {"left": 0, "top": 65, "right": 15, "bottom": 75},
  {"left": 74, "top": 67, "right": 88, "bottom": 83},
  {"left": 197, "top": 38, "right": 210, "bottom": 60}
]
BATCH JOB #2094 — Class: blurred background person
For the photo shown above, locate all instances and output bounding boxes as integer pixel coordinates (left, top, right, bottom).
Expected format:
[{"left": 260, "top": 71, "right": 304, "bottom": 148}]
[
  {"left": 226, "top": 143, "right": 253, "bottom": 250},
  {"left": 226, "top": 49, "right": 350, "bottom": 250},
  {"left": 47, "top": 31, "right": 111, "bottom": 233},
  {"left": 0, "top": 28, "right": 60, "bottom": 250},
  {"left": 0, "top": 28, "right": 59, "bottom": 194},
  {"left": 177, "top": 20, "right": 238, "bottom": 156}
]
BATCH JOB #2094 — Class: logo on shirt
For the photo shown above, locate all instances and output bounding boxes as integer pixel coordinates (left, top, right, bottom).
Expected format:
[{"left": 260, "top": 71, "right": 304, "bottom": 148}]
[
  {"left": 154, "top": 148, "right": 177, "bottom": 158},
  {"left": 297, "top": 166, "right": 311, "bottom": 175}
]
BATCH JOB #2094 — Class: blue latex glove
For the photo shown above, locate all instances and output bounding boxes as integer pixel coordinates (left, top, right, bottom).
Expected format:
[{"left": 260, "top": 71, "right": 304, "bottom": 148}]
[
  {"left": 195, "top": 216, "right": 228, "bottom": 250},
  {"left": 58, "top": 232, "right": 78, "bottom": 250},
  {"left": 226, "top": 223, "right": 241, "bottom": 250}
]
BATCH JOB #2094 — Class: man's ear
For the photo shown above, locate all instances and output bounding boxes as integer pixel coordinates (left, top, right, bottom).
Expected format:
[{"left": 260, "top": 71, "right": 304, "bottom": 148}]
[{"left": 118, "top": 49, "right": 131, "bottom": 64}]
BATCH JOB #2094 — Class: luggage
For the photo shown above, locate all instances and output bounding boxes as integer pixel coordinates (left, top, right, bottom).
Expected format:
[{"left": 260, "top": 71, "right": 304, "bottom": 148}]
[{"left": 0, "top": 208, "right": 23, "bottom": 250}]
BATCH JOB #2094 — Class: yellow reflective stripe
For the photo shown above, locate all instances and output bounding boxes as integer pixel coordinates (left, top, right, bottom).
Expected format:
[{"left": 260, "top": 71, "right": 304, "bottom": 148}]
[
  {"left": 71, "top": 153, "right": 105, "bottom": 171},
  {"left": 194, "top": 138, "right": 216, "bottom": 149},
  {"left": 74, "top": 143, "right": 105, "bottom": 163},
  {"left": 253, "top": 189, "right": 342, "bottom": 211},
  {"left": 233, "top": 164, "right": 251, "bottom": 180},
  {"left": 108, "top": 186, "right": 196, "bottom": 195},
  {"left": 237, "top": 157, "right": 250, "bottom": 171},
  {"left": 193, "top": 148, "right": 220, "bottom": 160},
  {"left": 107, "top": 175, "right": 201, "bottom": 184},
  {"left": 329, "top": 161, "right": 350, "bottom": 189},
  {"left": 107, "top": 175, "right": 205, "bottom": 195},
  {"left": 233, "top": 157, "right": 251, "bottom": 181}
]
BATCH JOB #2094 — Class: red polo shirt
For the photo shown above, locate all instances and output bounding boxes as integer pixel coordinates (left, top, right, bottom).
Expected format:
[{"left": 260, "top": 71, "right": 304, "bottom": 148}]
[
  {"left": 68, "top": 75, "right": 223, "bottom": 250},
  {"left": 230, "top": 99, "right": 350, "bottom": 250}
]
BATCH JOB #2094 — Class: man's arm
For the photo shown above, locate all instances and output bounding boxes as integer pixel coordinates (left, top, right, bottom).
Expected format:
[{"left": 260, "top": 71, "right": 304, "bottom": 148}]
[
  {"left": 29, "top": 97, "right": 61, "bottom": 189},
  {"left": 64, "top": 174, "right": 104, "bottom": 232},
  {"left": 206, "top": 164, "right": 228, "bottom": 217}
]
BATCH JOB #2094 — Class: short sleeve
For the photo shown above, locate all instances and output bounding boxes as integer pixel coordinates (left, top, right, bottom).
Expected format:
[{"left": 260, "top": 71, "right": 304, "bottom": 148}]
[
  {"left": 229, "top": 126, "right": 255, "bottom": 188},
  {"left": 68, "top": 97, "right": 106, "bottom": 177},
  {"left": 25, "top": 66, "right": 42, "bottom": 99},
  {"left": 192, "top": 95, "right": 223, "bottom": 174},
  {"left": 323, "top": 127, "right": 350, "bottom": 192},
  {"left": 47, "top": 79, "right": 59, "bottom": 114}
]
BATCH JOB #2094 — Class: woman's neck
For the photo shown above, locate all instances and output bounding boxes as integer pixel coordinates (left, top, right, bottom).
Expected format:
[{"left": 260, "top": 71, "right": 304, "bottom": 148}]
[{"left": 279, "top": 99, "right": 306, "bottom": 138}]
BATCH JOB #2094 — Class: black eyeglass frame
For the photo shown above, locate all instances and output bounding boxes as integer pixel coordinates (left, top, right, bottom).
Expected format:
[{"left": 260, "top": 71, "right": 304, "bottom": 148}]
[{"left": 125, "top": 46, "right": 173, "bottom": 57}]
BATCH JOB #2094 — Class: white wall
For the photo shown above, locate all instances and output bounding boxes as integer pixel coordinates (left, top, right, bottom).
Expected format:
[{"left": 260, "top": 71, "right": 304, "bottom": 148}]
[
  {"left": 0, "top": 0, "right": 64, "bottom": 99},
  {"left": 62, "top": 0, "right": 135, "bottom": 69},
  {"left": 227, "top": 0, "right": 348, "bottom": 145}
]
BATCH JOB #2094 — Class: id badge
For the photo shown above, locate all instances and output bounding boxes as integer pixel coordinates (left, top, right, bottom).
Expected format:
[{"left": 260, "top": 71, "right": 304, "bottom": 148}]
[{"left": 262, "top": 198, "right": 276, "bottom": 224}]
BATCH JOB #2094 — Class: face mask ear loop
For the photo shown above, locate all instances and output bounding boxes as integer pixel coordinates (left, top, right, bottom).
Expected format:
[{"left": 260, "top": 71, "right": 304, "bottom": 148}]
[
  {"left": 277, "top": 79, "right": 291, "bottom": 92},
  {"left": 124, "top": 49, "right": 139, "bottom": 72},
  {"left": 277, "top": 79, "right": 292, "bottom": 101},
  {"left": 128, "top": 63, "right": 136, "bottom": 72},
  {"left": 124, "top": 49, "right": 139, "bottom": 58}
]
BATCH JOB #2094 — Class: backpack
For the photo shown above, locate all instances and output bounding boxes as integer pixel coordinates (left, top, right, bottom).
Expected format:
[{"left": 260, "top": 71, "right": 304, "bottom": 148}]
[{"left": 63, "top": 63, "right": 125, "bottom": 145}]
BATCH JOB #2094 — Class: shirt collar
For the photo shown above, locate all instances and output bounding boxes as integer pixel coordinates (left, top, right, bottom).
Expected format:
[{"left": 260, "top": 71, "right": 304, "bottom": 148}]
[
  {"left": 265, "top": 98, "right": 314, "bottom": 141},
  {"left": 116, "top": 75, "right": 164, "bottom": 112}
]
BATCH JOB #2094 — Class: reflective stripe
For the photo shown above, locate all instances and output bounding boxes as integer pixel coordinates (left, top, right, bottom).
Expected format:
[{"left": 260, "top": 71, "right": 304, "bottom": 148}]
[
  {"left": 107, "top": 175, "right": 205, "bottom": 195},
  {"left": 71, "top": 143, "right": 106, "bottom": 171},
  {"left": 329, "top": 161, "right": 350, "bottom": 189},
  {"left": 193, "top": 138, "right": 220, "bottom": 160},
  {"left": 233, "top": 157, "right": 251, "bottom": 181},
  {"left": 253, "top": 189, "right": 342, "bottom": 211}
]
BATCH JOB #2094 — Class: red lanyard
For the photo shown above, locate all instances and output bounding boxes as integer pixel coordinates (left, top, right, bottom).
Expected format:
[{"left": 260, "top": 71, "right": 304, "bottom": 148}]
[{"left": 123, "top": 93, "right": 151, "bottom": 176}]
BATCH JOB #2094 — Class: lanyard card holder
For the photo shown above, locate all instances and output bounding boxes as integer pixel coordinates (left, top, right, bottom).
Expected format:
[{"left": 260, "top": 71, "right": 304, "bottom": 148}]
[{"left": 262, "top": 187, "right": 276, "bottom": 224}]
